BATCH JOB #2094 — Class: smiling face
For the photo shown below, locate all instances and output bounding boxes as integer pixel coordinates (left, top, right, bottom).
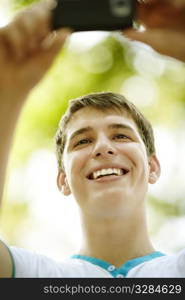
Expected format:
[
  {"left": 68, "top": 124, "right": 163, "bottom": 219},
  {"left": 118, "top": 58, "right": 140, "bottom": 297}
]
[{"left": 57, "top": 107, "right": 160, "bottom": 218}]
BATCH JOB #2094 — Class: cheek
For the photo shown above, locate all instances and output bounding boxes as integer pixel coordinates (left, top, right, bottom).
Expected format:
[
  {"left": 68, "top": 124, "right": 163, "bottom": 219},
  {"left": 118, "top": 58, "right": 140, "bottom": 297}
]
[
  {"left": 118, "top": 143, "right": 149, "bottom": 174},
  {"left": 63, "top": 148, "right": 91, "bottom": 183},
  {"left": 133, "top": 148, "right": 150, "bottom": 180},
  {"left": 118, "top": 143, "right": 141, "bottom": 161}
]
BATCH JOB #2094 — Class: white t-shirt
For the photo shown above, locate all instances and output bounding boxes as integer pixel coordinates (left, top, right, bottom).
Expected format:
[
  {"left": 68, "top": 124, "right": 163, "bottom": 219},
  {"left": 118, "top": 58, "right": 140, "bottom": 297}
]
[{"left": 9, "top": 246, "right": 185, "bottom": 278}]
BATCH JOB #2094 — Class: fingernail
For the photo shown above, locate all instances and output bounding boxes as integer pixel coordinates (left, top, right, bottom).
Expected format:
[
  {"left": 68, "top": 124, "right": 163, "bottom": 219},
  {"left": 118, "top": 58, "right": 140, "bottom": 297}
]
[
  {"left": 57, "top": 28, "right": 73, "bottom": 42},
  {"left": 41, "top": 29, "right": 71, "bottom": 49},
  {"left": 41, "top": 31, "right": 57, "bottom": 49}
]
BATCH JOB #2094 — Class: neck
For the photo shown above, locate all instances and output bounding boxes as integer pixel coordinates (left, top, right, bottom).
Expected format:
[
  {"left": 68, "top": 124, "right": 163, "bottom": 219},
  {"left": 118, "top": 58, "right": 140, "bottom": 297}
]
[{"left": 79, "top": 207, "right": 155, "bottom": 268}]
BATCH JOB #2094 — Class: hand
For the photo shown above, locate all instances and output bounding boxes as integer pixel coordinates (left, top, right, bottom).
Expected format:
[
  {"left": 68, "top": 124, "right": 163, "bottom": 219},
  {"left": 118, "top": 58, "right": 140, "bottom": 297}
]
[
  {"left": 0, "top": 0, "right": 71, "bottom": 101},
  {"left": 0, "top": 0, "right": 71, "bottom": 207},
  {"left": 123, "top": 0, "right": 185, "bottom": 62}
]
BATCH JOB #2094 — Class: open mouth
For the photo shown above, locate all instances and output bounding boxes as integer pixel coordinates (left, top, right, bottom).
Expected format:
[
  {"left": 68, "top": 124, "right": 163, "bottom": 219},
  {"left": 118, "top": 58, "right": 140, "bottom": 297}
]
[{"left": 87, "top": 168, "right": 129, "bottom": 180}]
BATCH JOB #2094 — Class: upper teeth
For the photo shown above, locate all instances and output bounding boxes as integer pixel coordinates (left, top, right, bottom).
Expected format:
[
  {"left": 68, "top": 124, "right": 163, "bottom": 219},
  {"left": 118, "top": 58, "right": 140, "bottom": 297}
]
[{"left": 92, "top": 168, "right": 123, "bottom": 180}]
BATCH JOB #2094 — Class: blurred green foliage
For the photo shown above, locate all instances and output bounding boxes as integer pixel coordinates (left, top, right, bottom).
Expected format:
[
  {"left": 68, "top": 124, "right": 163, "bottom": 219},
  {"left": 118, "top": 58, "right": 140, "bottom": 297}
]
[
  {"left": 0, "top": 202, "right": 29, "bottom": 244},
  {"left": 12, "top": 0, "right": 38, "bottom": 10},
  {"left": 10, "top": 0, "right": 185, "bottom": 207},
  {"left": 10, "top": 0, "right": 185, "bottom": 151},
  {"left": 1, "top": 0, "right": 185, "bottom": 250}
]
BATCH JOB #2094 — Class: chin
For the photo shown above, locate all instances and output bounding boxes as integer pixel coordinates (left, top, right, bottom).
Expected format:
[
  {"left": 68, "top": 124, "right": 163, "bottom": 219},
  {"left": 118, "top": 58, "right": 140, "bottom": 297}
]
[
  {"left": 91, "top": 192, "right": 131, "bottom": 216},
  {"left": 97, "top": 187, "right": 129, "bottom": 201}
]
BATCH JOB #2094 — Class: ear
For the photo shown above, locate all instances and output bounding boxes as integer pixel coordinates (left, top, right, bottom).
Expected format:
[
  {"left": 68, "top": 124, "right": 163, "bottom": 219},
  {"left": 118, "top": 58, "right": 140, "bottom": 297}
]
[
  {"left": 57, "top": 171, "right": 71, "bottom": 196},
  {"left": 148, "top": 154, "right": 161, "bottom": 184}
]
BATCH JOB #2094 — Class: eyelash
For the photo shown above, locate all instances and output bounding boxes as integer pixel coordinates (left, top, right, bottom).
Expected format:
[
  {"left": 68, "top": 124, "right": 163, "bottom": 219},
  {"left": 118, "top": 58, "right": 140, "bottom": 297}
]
[
  {"left": 74, "top": 139, "right": 92, "bottom": 147},
  {"left": 74, "top": 134, "right": 130, "bottom": 148},
  {"left": 113, "top": 134, "right": 130, "bottom": 140}
]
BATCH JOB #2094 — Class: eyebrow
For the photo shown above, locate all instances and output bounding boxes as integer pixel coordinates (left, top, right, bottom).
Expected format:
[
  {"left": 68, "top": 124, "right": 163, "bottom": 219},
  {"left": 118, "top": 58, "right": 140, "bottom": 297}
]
[
  {"left": 108, "top": 123, "right": 135, "bottom": 132},
  {"left": 69, "top": 123, "right": 135, "bottom": 143}
]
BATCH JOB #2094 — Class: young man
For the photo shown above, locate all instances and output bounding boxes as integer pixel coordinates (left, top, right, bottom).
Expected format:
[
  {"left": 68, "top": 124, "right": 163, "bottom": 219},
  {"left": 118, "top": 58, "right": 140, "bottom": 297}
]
[{"left": 0, "top": 0, "right": 185, "bottom": 277}]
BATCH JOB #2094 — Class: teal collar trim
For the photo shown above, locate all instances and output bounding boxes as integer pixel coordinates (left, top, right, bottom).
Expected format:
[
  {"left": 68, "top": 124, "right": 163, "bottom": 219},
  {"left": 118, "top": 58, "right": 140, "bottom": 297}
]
[{"left": 71, "top": 251, "right": 166, "bottom": 277}]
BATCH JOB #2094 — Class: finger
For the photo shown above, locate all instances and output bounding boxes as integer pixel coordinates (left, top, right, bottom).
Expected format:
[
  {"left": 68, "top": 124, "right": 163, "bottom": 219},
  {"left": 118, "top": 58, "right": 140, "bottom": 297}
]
[
  {"left": 136, "top": 0, "right": 185, "bottom": 29},
  {"left": 5, "top": 0, "right": 55, "bottom": 59},
  {"left": 14, "top": 2, "right": 51, "bottom": 40},
  {"left": 123, "top": 29, "right": 185, "bottom": 62},
  {"left": 40, "top": 0, "right": 57, "bottom": 10},
  {"left": 28, "top": 0, "right": 56, "bottom": 30},
  {"left": 14, "top": 11, "right": 49, "bottom": 54},
  {"left": 1, "top": 25, "right": 24, "bottom": 60},
  {"left": 40, "top": 28, "right": 71, "bottom": 57},
  {"left": 24, "top": 28, "right": 71, "bottom": 77}
]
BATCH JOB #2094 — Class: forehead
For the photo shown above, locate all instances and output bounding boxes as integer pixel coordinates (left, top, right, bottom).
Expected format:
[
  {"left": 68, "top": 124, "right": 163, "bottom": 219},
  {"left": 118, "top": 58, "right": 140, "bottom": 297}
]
[{"left": 65, "top": 107, "right": 139, "bottom": 137}]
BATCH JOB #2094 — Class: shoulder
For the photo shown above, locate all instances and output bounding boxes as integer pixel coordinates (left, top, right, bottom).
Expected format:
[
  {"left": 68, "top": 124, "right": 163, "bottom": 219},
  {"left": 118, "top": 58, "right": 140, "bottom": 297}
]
[
  {"left": 0, "top": 240, "right": 12, "bottom": 278},
  {"left": 127, "top": 249, "right": 185, "bottom": 278},
  {"left": 10, "top": 246, "right": 67, "bottom": 277},
  {"left": 9, "top": 247, "right": 109, "bottom": 278}
]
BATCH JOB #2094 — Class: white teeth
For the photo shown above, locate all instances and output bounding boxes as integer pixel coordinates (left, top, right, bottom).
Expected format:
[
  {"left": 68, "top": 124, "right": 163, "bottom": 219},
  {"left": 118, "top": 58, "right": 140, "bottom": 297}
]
[
  {"left": 118, "top": 169, "right": 122, "bottom": 176},
  {"left": 97, "top": 170, "right": 101, "bottom": 178},
  {"left": 92, "top": 168, "right": 124, "bottom": 179},
  {"left": 100, "top": 169, "right": 104, "bottom": 176}
]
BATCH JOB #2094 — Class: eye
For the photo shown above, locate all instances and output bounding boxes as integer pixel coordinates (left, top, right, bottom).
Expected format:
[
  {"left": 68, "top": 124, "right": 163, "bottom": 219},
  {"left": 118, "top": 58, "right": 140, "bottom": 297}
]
[
  {"left": 74, "top": 138, "right": 92, "bottom": 147},
  {"left": 113, "top": 134, "right": 130, "bottom": 140}
]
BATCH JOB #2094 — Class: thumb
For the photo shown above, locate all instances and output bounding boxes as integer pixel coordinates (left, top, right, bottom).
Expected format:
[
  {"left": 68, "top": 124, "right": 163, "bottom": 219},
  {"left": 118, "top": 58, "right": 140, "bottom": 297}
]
[
  {"left": 33, "top": 28, "right": 72, "bottom": 69},
  {"left": 24, "top": 28, "right": 72, "bottom": 84},
  {"left": 41, "top": 28, "right": 72, "bottom": 53}
]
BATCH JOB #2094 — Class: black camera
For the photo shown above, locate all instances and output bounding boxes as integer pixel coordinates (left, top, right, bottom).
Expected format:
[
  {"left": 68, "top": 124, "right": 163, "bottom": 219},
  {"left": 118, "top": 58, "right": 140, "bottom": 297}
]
[{"left": 52, "top": 0, "right": 136, "bottom": 31}]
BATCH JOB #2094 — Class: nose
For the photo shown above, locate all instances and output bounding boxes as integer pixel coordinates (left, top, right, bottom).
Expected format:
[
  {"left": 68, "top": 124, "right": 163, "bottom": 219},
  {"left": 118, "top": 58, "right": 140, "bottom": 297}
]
[
  {"left": 92, "top": 136, "right": 116, "bottom": 158},
  {"left": 95, "top": 150, "right": 114, "bottom": 157}
]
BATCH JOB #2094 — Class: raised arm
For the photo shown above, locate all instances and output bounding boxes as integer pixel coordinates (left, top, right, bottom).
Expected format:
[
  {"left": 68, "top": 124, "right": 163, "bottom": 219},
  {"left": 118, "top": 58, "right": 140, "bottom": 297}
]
[
  {"left": 123, "top": 0, "right": 185, "bottom": 62},
  {"left": 0, "top": 0, "right": 70, "bottom": 277}
]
